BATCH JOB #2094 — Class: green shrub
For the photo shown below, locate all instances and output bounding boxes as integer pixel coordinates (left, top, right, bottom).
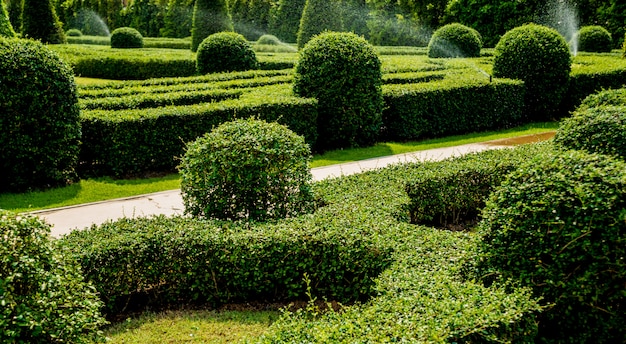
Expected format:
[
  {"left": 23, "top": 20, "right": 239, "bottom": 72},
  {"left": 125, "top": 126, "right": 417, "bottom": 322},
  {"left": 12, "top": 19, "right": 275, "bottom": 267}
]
[
  {"left": 577, "top": 25, "right": 613, "bottom": 53},
  {"left": 180, "top": 118, "right": 315, "bottom": 221},
  {"left": 269, "top": 0, "right": 306, "bottom": 43},
  {"left": 190, "top": 0, "right": 232, "bottom": 52},
  {"left": 257, "top": 33, "right": 281, "bottom": 45},
  {"left": 110, "top": 27, "right": 144, "bottom": 48},
  {"left": 623, "top": 33, "right": 626, "bottom": 58},
  {"left": 0, "top": 38, "right": 81, "bottom": 193},
  {"left": 427, "top": 23, "right": 482, "bottom": 58},
  {"left": 554, "top": 105, "right": 626, "bottom": 160},
  {"left": 477, "top": 149, "right": 626, "bottom": 343},
  {"left": 66, "top": 28, "right": 83, "bottom": 36},
  {"left": 294, "top": 31, "right": 384, "bottom": 150},
  {"left": 196, "top": 31, "right": 258, "bottom": 74},
  {"left": 576, "top": 87, "right": 626, "bottom": 110},
  {"left": 296, "top": 0, "right": 343, "bottom": 49},
  {"left": 21, "top": 0, "right": 65, "bottom": 43},
  {"left": 0, "top": 210, "right": 107, "bottom": 343},
  {"left": 493, "top": 24, "right": 571, "bottom": 121},
  {"left": 0, "top": 1, "right": 15, "bottom": 37}
]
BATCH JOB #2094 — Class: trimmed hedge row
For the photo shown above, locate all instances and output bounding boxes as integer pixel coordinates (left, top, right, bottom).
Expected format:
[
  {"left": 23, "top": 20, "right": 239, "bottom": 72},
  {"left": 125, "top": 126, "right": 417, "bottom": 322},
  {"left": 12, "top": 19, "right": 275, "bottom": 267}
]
[
  {"left": 59, "top": 212, "right": 394, "bottom": 315},
  {"left": 67, "top": 35, "right": 192, "bottom": 49},
  {"left": 79, "top": 85, "right": 318, "bottom": 177},
  {"left": 381, "top": 76, "right": 524, "bottom": 141},
  {"left": 79, "top": 88, "right": 243, "bottom": 110},
  {"left": 405, "top": 143, "right": 553, "bottom": 227},
  {"left": 73, "top": 55, "right": 196, "bottom": 80}
]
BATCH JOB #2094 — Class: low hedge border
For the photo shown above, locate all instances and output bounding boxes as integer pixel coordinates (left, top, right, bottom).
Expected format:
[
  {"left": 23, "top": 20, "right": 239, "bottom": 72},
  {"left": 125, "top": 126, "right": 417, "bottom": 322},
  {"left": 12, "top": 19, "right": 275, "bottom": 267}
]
[
  {"left": 79, "top": 85, "right": 318, "bottom": 177},
  {"left": 382, "top": 75, "right": 525, "bottom": 141}
]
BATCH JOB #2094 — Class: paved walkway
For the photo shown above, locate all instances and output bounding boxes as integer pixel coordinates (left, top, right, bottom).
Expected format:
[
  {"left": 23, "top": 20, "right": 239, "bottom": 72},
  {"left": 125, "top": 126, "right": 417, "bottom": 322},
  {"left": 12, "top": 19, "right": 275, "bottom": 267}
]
[{"left": 30, "top": 133, "right": 553, "bottom": 238}]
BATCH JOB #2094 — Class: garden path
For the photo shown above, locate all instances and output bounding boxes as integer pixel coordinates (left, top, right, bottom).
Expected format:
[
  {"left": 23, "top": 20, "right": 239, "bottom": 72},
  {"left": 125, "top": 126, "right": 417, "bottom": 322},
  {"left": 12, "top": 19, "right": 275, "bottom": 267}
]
[{"left": 31, "top": 135, "right": 550, "bottom": 238}]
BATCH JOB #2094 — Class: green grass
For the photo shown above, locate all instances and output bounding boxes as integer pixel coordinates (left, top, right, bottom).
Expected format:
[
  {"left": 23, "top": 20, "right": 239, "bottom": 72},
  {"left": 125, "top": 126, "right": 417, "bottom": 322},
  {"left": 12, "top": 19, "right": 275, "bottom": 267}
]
[
  {"left": 102, "top": 309, "right": 278, "bottom": 344},
  {"left": 0, "top": 122, "right": 557, "bottom": 213}
]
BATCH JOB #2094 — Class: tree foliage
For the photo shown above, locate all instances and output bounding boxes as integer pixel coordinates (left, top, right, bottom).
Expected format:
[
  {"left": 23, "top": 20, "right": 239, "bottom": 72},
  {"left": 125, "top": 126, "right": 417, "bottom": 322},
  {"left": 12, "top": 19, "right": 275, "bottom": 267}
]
[
  {"left": 296, "top": 0, "right": 342, "bottom": 49},
  {"left": 22, "top": 0, "right": 65, "bottom": 43},
  {"left": 190, "top": 0, "right": 232, "bottom": 51}
]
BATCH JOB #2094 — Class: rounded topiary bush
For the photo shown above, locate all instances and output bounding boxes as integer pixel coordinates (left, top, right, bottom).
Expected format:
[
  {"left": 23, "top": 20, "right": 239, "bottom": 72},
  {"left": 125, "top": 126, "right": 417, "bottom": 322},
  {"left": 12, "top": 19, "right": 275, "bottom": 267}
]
[
  {"left": 0, "top": 210, "right": 107, "bottom": 343},
  {"left": 179, "top": 118, "right": 315, "bottom": 222},
  {"left": 294, "top": 31, "right": 384, "bottom": 151},
  {"left": 477, "top": 149, "right": 626, "bottom": 343},
  {"left": 492, "top": 24, "right": 571, "bottom": 120},
  {"left": 66, "top": 28, "right": 82, "bottom": 37},
  {"left": 0, "top": 38, "right": 81, "bottom": 193},
  {"left": 554, "top": 105, "right": 626, "bottom": 159},
  {"left": 257, "top": 34, "right": 281, "bottom": 45},
  {"left": 110, "top": 27, "right": 143, "bottom": 48},
  {"left": 427, "top": 23, "right": 482, "bottom": 58},
  {"left": 577, "top": 25, "right": 613, "bottom": 53},
  {"left": 196, "top": 31, "right": 258, "bottom": 74}
]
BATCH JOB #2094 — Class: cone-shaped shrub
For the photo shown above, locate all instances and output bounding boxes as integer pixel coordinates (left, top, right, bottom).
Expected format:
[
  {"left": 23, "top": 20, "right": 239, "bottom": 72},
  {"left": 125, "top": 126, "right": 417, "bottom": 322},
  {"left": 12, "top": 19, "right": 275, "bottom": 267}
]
[
  {"left": 190, "top": 0, "right": 233, "bottom": 51},
  {"left": 577, "top": 25, "right": 613, "bottom": 53},
  {"left": 0, "top": 38, "right": 80, "bottom": 193},
  {"left": 0, "top": 210, "right": 107, "bottom": 343},
  {"left": 492, "top": 24, "right": 571, "bottom": 120},
  {"left": 294, "top": 31, "right": 383, "bottom": 150},
  {"left": 296, "top": 0, "right": 342, "bottom": 49},
  {"left": 269, "top": 0, "right": 306, "bottom": 43},
  {"left": 196, "top": 31, "right": 257, "bottom": 73},
  {"left": 179, "top": 118, "right": 315, "bottom": 222},
  {"left": 21, "top": 0, "right": 65, "bottom": 43},
  {"left": 427, "top": 23, "right": 482, "bottom": 58},
  {"left": 477, "top": 149, "right": 626, "bottom": 343},
  {"left": 110, "top": 27, "right": 144, "bottom": 48},
  {"left": 0, "top": 1, "right": 15, "bottom": 37}
]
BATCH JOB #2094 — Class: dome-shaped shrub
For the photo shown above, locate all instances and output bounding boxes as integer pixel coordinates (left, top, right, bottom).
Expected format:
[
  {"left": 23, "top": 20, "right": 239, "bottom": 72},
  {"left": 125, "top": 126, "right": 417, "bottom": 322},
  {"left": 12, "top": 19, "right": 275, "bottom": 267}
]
[
  {"left": 196, "top": 31, "right": 258, "bottom": 74},
  {"left": 554, "top": 105, "right": 626, "bottom": 159},
  {"left": 427, "top": 23, "right": 482, "bottom": 58},
  {"left": 294, "top": 31, "right": 384, "bottom": 151},
  {"left": 257, "top": 33, "right": 281, "bottom": 45},
  {"left": 493, "top": 24, "right": 571, "bottom": 120},
  {"left": 577, "top": 25, "right": 613, "bottom": 53},
  {"left": 0, "top": 210, "right": 107, "bottom": 343},
  {"left": 179, "top": 118, "right": 315, "bottom": 222},
  {"left": 66, "top": 28, "right": 83, "bottom": 36},
  {"left": 110, "top": 27, "right": 144, "bottom": 48},
  {"left": 477, "top": 149, "right": 626, "bottom": 343},
  {"left": 0, "top": 38, "right": 81, "bottom": 193}
]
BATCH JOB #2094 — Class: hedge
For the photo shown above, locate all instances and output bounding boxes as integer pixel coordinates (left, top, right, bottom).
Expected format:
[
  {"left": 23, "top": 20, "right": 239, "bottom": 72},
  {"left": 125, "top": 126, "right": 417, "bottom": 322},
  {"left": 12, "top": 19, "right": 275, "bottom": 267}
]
[
  {"left": 78, "top": 85, "right": 318, "bottom": 177},
  {"left": 79, "top": 88, "right": 243, "bottom": 110},
  {"left": 381, "top": 75, "right": 524, "bottom": 141},
  {"left": 405, "top": 143, "right": 553, "bottom": 228}
]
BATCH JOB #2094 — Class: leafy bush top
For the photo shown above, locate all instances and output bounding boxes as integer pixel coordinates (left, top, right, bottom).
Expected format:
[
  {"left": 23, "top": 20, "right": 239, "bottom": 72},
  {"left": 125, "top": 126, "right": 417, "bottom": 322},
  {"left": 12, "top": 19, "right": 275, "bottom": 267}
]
[
  {"left": 492, "top": 23, "right": 571, "bottom": 120},
  {"left": 196, "top": 31, "right": 258, "bottom": 74},
  {"left": 0, "top": 38, "right": 81, "bottom": 192},
  {"left": 66, "top": 28, "right": 83, "bottom": 36},
  {"left": 110, "top": 27, "right": 144, "bottom": 48},
  {"left": 427, "top": 23, "right": 482, "bottom": 58},
  {"left": 477, "top": 149, "right": 626, "bottom": 343},
  {"left": 577, "top": 25, "right": 613, "bottom": 53},
  {"left": 257, "top": 34, "right": 281, "bottom": 45},
  {"left": 179, "top": 117, "right": 315, "bottom": 222},
  {"left": 0, "top": 210, "right": 107, "bottom": 343}
]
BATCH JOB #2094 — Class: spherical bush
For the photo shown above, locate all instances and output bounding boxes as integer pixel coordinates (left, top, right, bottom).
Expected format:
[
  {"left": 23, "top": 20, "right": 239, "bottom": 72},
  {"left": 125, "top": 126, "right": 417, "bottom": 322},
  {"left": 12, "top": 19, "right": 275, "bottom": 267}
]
[
  {"left": 0, "top": 210, "right": 107, "bottom": 343},
  {"left": 427, "top": 23, "right": 482, "bottom": 58},
  {"left": 257, "top": 34, "right": 281, "bottom": 45},
  {"left": 110, "top": 27, "right": 144, "bottom": 48},
  {"left": 66, "top": 28, "right": 83, "bottom": 37},
  {"left": 493, "top": 24, "right": 571, "bottom": 120},
  {"left": 477, "top": 149, "right": 626, "bottom": 343},
  {"left": 554, "top": 105, "right": 626, "bottom": 159},
  {"left": 0, "top": 38, "right": 81, "bottom": 193},
  {"left": 294, "top": 31, "right": 384, "bottom": 151},
  {"left": 577, "top": 25, "right": 613, "bottom": 53},
  {"left": 179, "top": 118, "right": 315, "bottom": 222},
  {"left": 196, "top": 31, "right": 258, "bottom": 74}
]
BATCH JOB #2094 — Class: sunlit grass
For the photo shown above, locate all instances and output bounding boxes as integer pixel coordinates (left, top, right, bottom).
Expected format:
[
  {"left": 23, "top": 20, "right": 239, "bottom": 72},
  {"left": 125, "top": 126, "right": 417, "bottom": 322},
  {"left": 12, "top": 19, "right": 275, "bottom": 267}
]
[
  {"left": 102, "top": 309, "right": 278, "bottom": 344},
  {"left": 0, "top": 122, "right": 557, "bottom": 213}
]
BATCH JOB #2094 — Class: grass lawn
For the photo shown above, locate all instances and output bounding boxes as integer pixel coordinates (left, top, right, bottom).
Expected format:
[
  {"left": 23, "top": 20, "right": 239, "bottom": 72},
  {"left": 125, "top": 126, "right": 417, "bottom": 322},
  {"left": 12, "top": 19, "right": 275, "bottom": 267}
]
[{"left": 0, "top": 122, "right": 558, "bottom": 213}]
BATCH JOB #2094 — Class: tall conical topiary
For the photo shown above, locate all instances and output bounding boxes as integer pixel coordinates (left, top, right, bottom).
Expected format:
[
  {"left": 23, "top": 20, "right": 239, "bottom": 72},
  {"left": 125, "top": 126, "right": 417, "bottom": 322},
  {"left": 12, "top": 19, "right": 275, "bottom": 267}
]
[
  {"left": 21, "top": 0, "right": 66, "bottom": 43},
  {"left": 0, "top": 1, "right": 15, "bottom": 37},
  {"left": 268, "top": 0, "right": 306, "bottom": 43},
  {"left": 190, "top": 0, "right": 233, "bottom": 52},
  {"left": 296, "top": 0, "right": 342, "bottom": 49}
]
